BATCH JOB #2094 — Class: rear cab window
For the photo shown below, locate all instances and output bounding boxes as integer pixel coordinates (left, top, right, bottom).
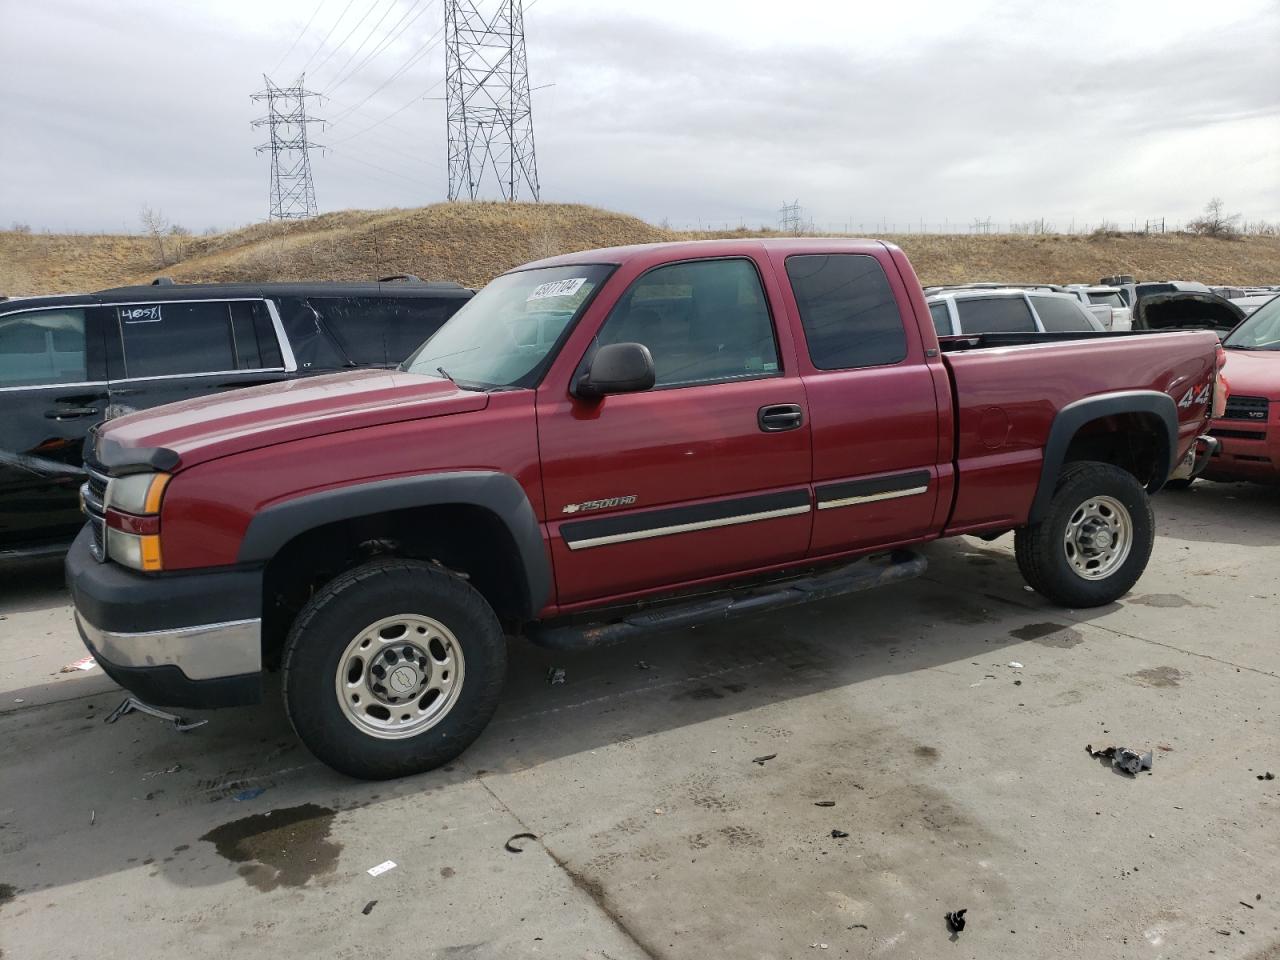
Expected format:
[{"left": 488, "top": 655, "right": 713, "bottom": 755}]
[
  {"left": 954, "top": 296, "right": 1036, "bottom": 334},
  {"left": 785, "top": 254, "right": 907, "bottom": 369},
  {"left": 1030, "top": 295, "right": 1096, "bottom": 332}
]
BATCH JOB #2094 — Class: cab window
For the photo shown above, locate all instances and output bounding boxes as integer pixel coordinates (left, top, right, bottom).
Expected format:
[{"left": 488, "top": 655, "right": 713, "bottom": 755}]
[
  {"left": 785, "top": 254, "right": 907, "bottom": 369},
  {"left": 596, "top": 258, "right": 779, "bottom": 387}
]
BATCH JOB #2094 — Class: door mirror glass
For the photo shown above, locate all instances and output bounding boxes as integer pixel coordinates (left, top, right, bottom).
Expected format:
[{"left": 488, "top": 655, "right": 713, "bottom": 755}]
[{"left": 575, "top": 342, "right": 655, "bottom": 399}]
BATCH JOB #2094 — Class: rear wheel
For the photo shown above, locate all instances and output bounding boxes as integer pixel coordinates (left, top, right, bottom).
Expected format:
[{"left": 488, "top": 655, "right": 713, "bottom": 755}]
[
  {"left": 1015, "top": 461, "right": 1154, "bottom": 607},
  {"left": 282, "top": 558, "right": 506, "bottom": 779}
]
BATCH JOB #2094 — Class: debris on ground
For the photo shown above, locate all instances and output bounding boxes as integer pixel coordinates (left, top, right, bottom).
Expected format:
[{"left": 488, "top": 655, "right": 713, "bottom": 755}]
[
  {"left": 1086, "top": 744, "right": 1153, "bottom": 775},
  {"left": 546, "top": 667, "right": 566, "bottom": 685},
  {"left": 89, "top": 809, "right": 95, "bottom": 826},
  {"left": 1257, "top": 772, "right": 1275, "bottom": 781},
  {"left": 362, "top": 900, "right": 377, "bottom": 915},
  {"left": 1240, "top": 901, "right": 1255, "bottom": 909},
  {"left": 814, "top": 800, "right": 836, "bottom": 807},
  {"left": 847, "top": 923, "right": 868, "bottom": 930},
  {"left": 60, "top": 655, "right": 97, "bottom": 673},
  {"left": 366, "top": 860, "right": 397, "bottom": 877},
  {"left": 945, "top": 909, "right": 967, "bottom": 934},
  {"left": 232, "top": 787, "right": 267, "bottom": 802},
  {"left": 830, "top": 829, "right": 849, "bottom": 838},
  {"left": 635, "top": 660, "right": 652, "bottom": 670},
  {"left": 504, "top": 833, "right": 538, "bottom": 853},
  {"left": 1008, "top": 661, "right": 1023, "bottom": 669},
  {"left": 104, "top": 696, "right": 208, "bottom": 732},
  {"left": 752, "top": 753, "right": 778, "bottom": 765}
]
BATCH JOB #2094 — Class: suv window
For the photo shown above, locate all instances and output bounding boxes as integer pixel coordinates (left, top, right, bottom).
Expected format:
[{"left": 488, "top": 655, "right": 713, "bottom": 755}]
[
  {"left": 310, "top": 297, "right": 456, "bottom": 365},
  {"left": 785, "top": 254, "right": 906, "bottom": 369},
  {"left": 928, "top": 301, "right": 953, "bottom": 336},
  {"left": 955, "top": 296, "right": 1036, "bottom": 334},
  {"left": 118, "top": 301, "right": 238, "bottom": 378},
  {"left": 597, "top": 258, "right": 779, "bottom": 387},
  {"left": 1088, "top": 291, "right": 1125, "bottom": 309},
  {"left": 1030, "top": 295, "right": 1095, "bottom": 332},
  {"left": 228, "top": 301, "right": 284, "bottom": 369},
  {"left": 0, "top": 308, "right": 88, "bottom": 387}
]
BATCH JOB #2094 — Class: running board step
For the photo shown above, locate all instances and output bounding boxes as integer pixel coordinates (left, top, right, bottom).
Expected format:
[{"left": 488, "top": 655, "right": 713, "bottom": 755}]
[{"left": 527, "top": 550, "right": 927, "bottom": 651}]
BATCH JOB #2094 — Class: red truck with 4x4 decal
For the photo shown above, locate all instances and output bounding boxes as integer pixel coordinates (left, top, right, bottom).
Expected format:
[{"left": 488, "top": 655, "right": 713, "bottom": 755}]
[{"left": 67, "top": 239, "right": 1223, "bottom": 779}]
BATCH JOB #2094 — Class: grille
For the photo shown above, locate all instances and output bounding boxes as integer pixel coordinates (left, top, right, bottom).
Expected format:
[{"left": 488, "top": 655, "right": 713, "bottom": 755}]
[
  {"left": 82, "top": 466, "right": 111, "bottom": 563},
  {"left": 1223, "top": 395, "right": 1270, "bottom": 422},
  {"left": 1209, "top": 428, "right": 1266, "bottom": 441}
]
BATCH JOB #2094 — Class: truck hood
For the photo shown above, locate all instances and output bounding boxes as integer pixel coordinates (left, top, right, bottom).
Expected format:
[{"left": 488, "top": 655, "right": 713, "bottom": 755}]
[
  {"left": 1221, "top": 350, "right": 1280, "bottom": 399},
  {"left": 97, "top": 369, "right": 489, "bottom": 470}
]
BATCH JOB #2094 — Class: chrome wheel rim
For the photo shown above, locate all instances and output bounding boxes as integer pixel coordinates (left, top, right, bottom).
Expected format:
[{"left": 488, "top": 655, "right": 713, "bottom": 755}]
[
  {"left": 334, "top": 614, "right": 465, "bottom": 740},
  {"left": 1063, "top": 495, "right": 1132, "bottom": 581}
]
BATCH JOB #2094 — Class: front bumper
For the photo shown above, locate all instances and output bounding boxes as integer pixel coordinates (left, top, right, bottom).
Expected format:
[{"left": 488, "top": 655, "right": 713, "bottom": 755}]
[
  {"left": 65, "top": 528, "right": 264, "bottom": 708},
  {"left": 1202, "top": 416, "right": 1279, "bottom": 483},
  {"left": 1167, "top": 434, "right": 1221, "bottom": 483}
]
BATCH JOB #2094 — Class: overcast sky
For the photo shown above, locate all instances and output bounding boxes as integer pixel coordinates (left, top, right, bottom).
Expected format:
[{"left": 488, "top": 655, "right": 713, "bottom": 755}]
[{"left": 1, "top": 0, "right": 1277, "bottom": 233}]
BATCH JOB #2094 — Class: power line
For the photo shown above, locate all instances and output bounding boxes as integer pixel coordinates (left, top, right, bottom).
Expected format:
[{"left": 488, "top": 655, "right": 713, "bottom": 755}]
[
  {"left": 328, "top": 76, "right": 443, "bottom": 143},
  {"left": 445, "top": 0, "right": 540, "bottom": 201},
  {"left": 310, "top": 0, "right": 384, "bottom": 80},
  {"left": 298, "top": 0, "right": 357, "bottom": 75},
  {"left": 271, "top": 0, "right": 328, "bottom": 75},
  {"left": 318, "top": 0, "right": 401, "bottom": 91},
  {"left": 325, "top": 0, "right": 433, "bottom": 96},
  {"left": 328, "top": 22, "right": 446, "bottom": 124},
  {"left": 251, "top": 75, "right": 325, "bottom": 220}
]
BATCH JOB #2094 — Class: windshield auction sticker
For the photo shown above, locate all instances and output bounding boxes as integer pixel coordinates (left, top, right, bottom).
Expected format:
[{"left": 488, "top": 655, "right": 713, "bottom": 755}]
[{"left": 527, "top": 278, "right": 587, "bottom": 301}]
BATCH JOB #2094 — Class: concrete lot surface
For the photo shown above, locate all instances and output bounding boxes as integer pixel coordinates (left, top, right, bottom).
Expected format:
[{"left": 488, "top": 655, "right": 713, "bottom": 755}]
[{"left": 1, "top": 480, "right": 1278, "bottom": 960}]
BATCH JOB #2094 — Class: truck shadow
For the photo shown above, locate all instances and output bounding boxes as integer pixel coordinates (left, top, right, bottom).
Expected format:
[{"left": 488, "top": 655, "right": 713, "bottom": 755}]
[{"left": 1151, "top": 479, "right": 1280, "bottom": 547}]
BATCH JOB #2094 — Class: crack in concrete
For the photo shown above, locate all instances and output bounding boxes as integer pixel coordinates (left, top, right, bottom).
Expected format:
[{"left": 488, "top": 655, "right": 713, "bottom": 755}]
[{"left": 475, "top": 777, "right": 663, "bottom": 960}]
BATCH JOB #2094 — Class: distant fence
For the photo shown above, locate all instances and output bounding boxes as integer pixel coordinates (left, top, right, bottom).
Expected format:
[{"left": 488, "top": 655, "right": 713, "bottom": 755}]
[{"left": 663, "top": 217, "right": 1280, "bottom": 237}]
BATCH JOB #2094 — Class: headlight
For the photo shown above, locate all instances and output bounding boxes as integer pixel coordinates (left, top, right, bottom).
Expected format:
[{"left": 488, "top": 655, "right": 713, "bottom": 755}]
[{"left": 103, "top": 472, "right": 170, "bottom": 571}]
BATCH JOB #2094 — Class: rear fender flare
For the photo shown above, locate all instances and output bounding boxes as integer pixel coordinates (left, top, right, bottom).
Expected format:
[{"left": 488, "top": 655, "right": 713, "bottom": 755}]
[
  {"left": 1029, "top": 390, "right": 1177, "bottom": 524},
  {"left": 238, "top": 471, "right": 550, "bottom": 617}
]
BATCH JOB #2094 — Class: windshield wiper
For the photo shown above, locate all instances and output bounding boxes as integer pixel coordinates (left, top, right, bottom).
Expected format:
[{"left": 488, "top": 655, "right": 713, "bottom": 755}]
[{"left": 436, "top": 365, "right": 455, "bottom": 383}]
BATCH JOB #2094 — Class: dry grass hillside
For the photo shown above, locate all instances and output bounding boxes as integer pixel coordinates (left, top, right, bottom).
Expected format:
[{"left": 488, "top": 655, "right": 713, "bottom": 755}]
[{"left": 5, "top": 202, "right": 1280, "bottom": 295}]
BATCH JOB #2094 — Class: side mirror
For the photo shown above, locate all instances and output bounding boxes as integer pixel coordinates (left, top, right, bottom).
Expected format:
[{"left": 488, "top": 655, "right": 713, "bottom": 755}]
[{"left": 574, "top": 342, "right": 656, "bottom": 399}]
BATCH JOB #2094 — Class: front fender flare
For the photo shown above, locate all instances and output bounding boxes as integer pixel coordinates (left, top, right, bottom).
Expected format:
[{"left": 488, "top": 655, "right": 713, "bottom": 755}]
[{"left": 237, "top": 471, "right": 550, "bottom": 617}]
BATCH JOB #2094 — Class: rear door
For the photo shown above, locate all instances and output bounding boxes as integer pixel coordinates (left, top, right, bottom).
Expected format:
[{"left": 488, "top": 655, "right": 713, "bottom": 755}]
[
  {"left": 0, "top": 304, "right": 110, "bottom": 549},
  {"left": 775, "top": 251, "right": 943, "bottom": 554},
  {"left": 537, "top": 255, "right": 813, "bottom": 605},
  {"left": 105, "top": 299, "right": 291, "bottom": 416}
]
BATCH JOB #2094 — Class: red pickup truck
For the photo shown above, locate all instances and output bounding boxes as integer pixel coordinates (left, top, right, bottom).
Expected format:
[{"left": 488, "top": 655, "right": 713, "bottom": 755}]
[{"left": 67, "top": 239, "right": 1222, "bottom": 779}]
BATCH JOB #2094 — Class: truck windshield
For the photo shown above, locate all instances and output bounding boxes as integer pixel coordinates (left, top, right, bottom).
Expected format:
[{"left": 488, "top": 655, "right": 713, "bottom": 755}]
[
  {"left": 402, "top": 264, "right": 613, "bottom": 388},
  {"left": 1223, "top": 295, "right": 1280, "bottom": 350}
]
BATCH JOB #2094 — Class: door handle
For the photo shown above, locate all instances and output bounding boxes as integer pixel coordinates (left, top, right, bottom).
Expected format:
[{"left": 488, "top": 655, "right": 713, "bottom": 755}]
[
  {"left": 758, "top": 403, "right": 804, "bottom": 432},
  {"left": 45, "top": 407, "right": 102, "bottom": 420}
]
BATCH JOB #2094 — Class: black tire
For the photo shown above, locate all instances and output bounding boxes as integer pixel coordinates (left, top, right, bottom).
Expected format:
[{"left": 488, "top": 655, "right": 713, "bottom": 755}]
[
  {"left": 282, "top": 558, "right": 506, "bottom": 780},
  {"left": 1162, "top": 478, "right": 1194, "bottom": 491},
  {"left": 1015, "top": 461, "right": 1154, "bottom": 608}
]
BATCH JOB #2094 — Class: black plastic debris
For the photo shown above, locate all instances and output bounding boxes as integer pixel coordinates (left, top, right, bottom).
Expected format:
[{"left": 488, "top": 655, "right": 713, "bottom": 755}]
[
  {"left": 547, "top": 667, "right": 566, "bottom": 686},
  {"left": 1257, "top": 771, "right": 1275, "bottom": 781},
  {"left": 752, "top": 754, "right": 778, "bottom": 765},
  {"left": 635, "top": 660, "right": 652, "bottom": 670},
  {"left": 1086, "top": 744, "right": 1153, "bottom": 776},
  {"left": 830, "top": 829, "right": 849, "bottom": 839},
  {"left": 362, "top": 900, "right": 377, "bottom": 915},
  {"left": 814, "top": 801, "right": 836, "bottom": 807},
  {"left": 945, "top": 909, "right": 967, "bottom": 934},
  {"left": 505, "top": 832, "right": 538, "bottom": 853}
]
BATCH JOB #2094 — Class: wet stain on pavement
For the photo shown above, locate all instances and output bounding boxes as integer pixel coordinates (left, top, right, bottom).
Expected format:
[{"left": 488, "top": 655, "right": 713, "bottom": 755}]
[
  {"left": 1128, "top": 666, "right": 1186, "bottom": 688},
  {"left": 200, "top": 803, "right": 340, "bottom": 892},
  {"left": 0, "top": 882, "right": 16, "bottom": 906},
  {"left": 914, "top": 745, "right": 940, "bottom": 762},
  {"left": 1009, "top": 622, "right": 1084, "bottom": 648},
  {"left": 1128, "top": 594, "right": 1195, "bottom": 608}
]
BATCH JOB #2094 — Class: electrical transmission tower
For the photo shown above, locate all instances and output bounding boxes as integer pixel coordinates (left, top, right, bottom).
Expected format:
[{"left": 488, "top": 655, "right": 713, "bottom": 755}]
[
  {"left": 778, "top": 200, "right": 804, "bottom": 234},
  {"left": 251, "top": 75, "right": 324, "bottom": 220},
  {"left": 444, "top": 1, "right": 540, "bottom": 202}
]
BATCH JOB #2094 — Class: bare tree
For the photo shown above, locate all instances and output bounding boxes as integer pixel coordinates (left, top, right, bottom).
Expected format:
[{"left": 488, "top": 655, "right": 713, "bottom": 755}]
[
  {"left": 1188, "top": 197, "right": 1241, "bottom": 238},
  {"left": 139, "top": 205, "right": 171, "bottom": 264}
]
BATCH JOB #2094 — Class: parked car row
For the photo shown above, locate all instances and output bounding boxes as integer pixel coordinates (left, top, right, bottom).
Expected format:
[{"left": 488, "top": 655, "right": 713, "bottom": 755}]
[{"left": 0, "top": 278, "right": 473, "bottom": 559}]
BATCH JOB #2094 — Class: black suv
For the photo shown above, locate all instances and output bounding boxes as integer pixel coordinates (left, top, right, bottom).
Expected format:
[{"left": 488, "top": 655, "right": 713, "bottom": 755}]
[{"left": 0, "top": 279, "right": 473, "bottom": 560}]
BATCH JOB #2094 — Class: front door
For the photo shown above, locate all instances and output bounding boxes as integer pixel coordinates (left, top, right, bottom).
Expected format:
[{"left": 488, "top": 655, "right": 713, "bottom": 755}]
[
  {"left": 537, "top": 256, "right": 812, "bottom": 606},
  {"left": 0, "top": 304, "right": 110, "bottom": 550}
]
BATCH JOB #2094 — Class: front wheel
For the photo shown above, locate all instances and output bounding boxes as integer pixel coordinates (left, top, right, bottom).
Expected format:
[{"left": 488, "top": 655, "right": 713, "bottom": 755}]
[
  {"left": 282, "top": 558, "right": 507, "bottom": 780},
  {"left": 1015, "top": 461, "right": 1154, "bottom": 607}
]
